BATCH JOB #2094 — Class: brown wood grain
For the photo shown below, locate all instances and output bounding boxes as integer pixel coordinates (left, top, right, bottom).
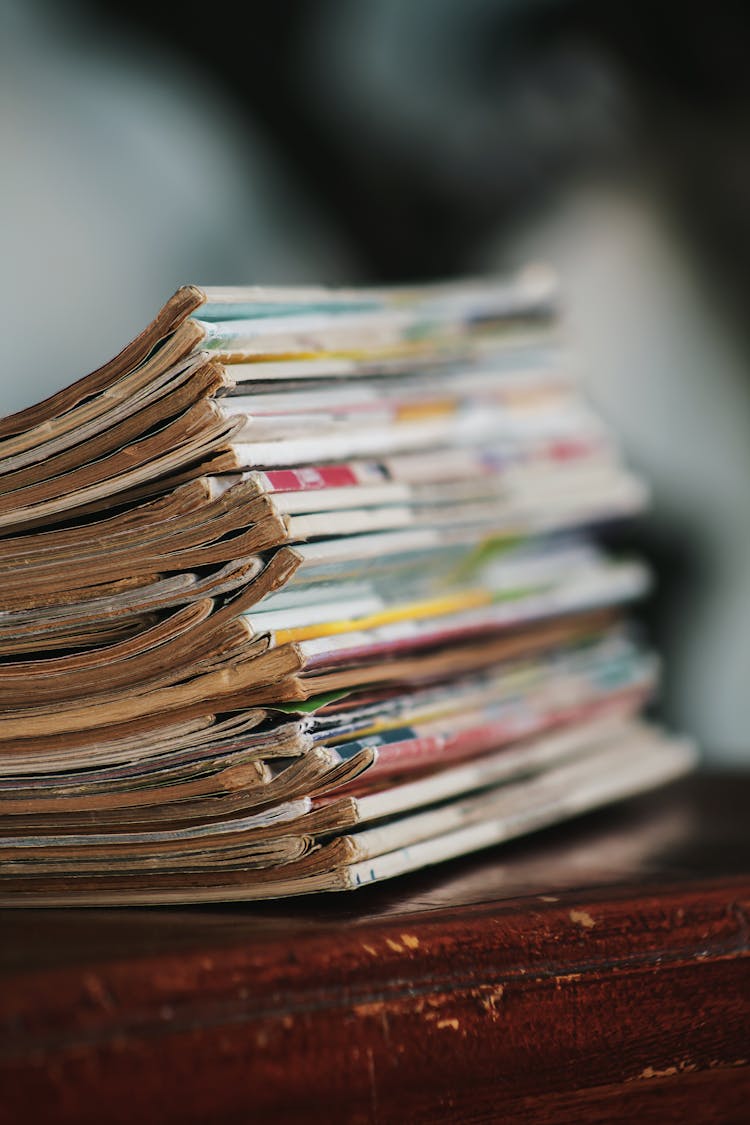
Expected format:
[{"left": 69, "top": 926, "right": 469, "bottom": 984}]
[{"left": 1, "top": 775, "right": 749, "bottom": 1124}]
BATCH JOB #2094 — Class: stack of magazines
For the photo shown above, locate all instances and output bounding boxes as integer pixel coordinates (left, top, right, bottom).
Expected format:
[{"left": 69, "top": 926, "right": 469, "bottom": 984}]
[{"left": 0, "top": 271, "right": 694, "bottom": 905}]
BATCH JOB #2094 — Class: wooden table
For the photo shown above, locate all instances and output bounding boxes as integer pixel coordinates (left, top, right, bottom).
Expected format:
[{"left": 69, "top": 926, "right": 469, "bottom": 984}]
[{"left": 1, "top": 774, "right": 749, "bottom": 1123}]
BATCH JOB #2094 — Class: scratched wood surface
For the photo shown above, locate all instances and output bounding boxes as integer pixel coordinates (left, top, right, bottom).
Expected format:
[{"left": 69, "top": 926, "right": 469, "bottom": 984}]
[{"left": 1, "top": 774, "right": 749, "bottom": 1124}]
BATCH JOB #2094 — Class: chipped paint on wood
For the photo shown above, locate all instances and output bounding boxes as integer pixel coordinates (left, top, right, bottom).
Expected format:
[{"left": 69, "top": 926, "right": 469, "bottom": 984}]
[
  {"left": 569, "top": 908, "right": 596, "bottom": 929},
  {"left": 1, "top": 777, "right": 748, "bottom": 1125}
]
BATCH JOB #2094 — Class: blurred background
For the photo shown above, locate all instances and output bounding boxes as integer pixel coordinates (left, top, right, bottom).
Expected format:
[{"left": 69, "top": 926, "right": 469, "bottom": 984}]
[{"left": 1, "top": 0, "right": 749, "bottom": 765}]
